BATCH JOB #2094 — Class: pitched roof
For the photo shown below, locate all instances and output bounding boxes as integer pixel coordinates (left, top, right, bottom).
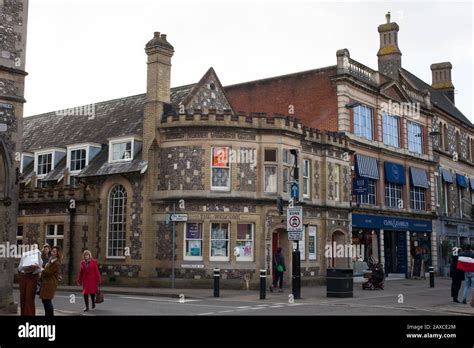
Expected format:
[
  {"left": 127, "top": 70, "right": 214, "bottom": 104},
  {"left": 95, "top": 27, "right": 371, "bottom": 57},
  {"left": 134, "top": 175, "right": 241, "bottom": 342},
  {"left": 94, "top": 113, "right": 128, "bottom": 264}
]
[{"left": 400, "top": 68, "right": 473, "bottom": 127}]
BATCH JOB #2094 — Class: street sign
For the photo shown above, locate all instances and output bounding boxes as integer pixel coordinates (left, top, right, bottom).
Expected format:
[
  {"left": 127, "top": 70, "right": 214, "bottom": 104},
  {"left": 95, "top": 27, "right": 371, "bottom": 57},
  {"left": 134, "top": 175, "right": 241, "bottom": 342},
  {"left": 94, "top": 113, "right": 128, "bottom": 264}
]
[
  {"left": 288, "top": 231, "right": 303, "bottom": 241},
  {"left": 290, "top": 182, "right": 299, "bottom": 199},
  {"left": 169, "top": 213, "right": 188, "bottom": 222},
  {"left": 287, "top": 206, "right": 303, "bottom": 238}
]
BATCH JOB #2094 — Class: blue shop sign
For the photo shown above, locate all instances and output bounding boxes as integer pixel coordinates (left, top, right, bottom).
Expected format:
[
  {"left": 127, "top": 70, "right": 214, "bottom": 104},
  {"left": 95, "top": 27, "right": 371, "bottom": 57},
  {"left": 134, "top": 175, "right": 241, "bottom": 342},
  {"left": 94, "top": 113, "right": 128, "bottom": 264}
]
[
  {"left": 353, "top": 176, "right": 368, "bottom": 195},
  {"left": 352, "top": 214, "right": 432, "bottom": 232}
]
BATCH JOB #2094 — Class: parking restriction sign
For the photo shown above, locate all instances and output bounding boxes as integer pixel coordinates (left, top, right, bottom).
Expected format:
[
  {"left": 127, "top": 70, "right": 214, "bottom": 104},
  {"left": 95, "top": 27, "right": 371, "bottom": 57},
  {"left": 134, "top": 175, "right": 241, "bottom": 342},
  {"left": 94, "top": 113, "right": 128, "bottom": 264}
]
[{"left": 287, "top": 206, "right": 303, "bottom": 240}]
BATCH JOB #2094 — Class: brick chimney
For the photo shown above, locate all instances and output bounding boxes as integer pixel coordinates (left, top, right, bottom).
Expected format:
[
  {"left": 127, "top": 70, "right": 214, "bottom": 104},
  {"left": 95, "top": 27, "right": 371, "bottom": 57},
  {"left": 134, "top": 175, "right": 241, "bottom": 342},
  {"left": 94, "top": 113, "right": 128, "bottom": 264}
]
[
  {"left": 145, "top": 31, "right": 174, "bottom": 103},
  {"left": 430, "top": 62, "right": 455, "bottom": 104},
  {"left": 377, "top": 12, "right": 402, "bottom": 80}
]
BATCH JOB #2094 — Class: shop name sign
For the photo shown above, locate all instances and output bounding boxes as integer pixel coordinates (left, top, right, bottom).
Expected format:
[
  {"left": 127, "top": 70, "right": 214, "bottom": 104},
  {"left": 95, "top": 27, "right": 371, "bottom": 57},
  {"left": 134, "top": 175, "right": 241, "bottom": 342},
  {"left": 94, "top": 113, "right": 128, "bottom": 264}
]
[{"left": 352, "top": 214, "right": 431, "bottom": 232}]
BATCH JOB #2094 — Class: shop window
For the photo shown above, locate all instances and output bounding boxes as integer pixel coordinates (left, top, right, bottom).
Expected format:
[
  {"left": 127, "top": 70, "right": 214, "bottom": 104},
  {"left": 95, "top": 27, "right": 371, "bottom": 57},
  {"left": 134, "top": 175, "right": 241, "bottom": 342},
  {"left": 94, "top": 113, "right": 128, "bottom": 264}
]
[
  {"left": 210, "top": 222, "right": 229, "bottom": 261},
  {"left": 184, "top": 223, "right": 203, "bottom": 260},
  {"left": 235, "top": 224, "right": 253, "bottom": 261}
]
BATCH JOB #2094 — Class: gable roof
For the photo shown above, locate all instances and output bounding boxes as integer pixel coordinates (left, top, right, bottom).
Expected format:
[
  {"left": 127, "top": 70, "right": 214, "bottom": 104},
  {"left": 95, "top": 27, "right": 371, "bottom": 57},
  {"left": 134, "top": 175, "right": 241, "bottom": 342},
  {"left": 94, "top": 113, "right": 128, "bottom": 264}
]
[{"left": 400, "top": 68, "right": 473, "bottom": 127}]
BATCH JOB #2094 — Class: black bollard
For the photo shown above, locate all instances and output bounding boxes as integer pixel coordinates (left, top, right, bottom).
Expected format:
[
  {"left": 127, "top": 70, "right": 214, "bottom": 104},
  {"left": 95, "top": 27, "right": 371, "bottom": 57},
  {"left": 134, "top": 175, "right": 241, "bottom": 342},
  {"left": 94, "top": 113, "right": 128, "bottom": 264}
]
[
  {"left": 260, "top": 269, "right": 266, "bottom": 300},
  {"left": 429, "top": 266, "right": 434, "bottom": 288},
  {"left": 213, "top": 268, "right": 220, "bottom": 297},
  {"left": 292, "top": 249, "right": 301, "bottom": 299}
]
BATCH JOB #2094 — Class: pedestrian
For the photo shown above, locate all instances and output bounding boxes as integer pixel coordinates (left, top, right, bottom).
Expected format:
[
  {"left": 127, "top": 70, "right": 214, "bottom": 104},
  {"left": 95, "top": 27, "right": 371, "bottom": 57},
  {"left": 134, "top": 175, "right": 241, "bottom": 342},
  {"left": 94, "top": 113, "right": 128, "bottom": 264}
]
[
  {"left": 18, "top": 243, "right": 42, "bottom": 316},
  {"left": 450, "top": 247, "right": 464, "bottom": 303},
  {"left": 76, "top": 250, "right": 102, "bottom": 312},
  {"left": 39, "top": 246, "right": 62, "bottom": 316},
  {"left": 270, "top": 247, "right": 286, "bottom": 293},
  {"left": 41, "top": 244, "right": 51, "bottom": 266},
  {"left": 457, "top": 245, "right": 474, "bottom": 305}
]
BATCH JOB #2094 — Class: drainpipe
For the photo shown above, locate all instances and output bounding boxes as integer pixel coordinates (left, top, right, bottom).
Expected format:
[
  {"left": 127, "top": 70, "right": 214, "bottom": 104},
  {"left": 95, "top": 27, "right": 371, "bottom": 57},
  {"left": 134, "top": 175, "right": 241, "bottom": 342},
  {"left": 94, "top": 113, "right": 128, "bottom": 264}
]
[{"left": 67, "top": 198, "right": 76, "bottom": 285}]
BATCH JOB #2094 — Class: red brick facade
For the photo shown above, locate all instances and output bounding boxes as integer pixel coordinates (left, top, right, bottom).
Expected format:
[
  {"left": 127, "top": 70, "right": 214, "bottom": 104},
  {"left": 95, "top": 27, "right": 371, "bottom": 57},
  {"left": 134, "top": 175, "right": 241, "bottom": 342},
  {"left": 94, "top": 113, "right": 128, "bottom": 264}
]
[{"left": 224, "top": 66, "right": 339, "bottom": 130}]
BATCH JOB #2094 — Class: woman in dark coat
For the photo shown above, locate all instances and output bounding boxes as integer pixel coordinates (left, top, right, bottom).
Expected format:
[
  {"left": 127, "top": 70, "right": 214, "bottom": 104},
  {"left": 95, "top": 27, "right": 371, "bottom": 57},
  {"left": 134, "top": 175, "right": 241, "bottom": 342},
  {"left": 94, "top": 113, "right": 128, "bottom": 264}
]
[
  {"left": 270, "top": 247, "right": 286, "bottom": 293},
  {"left": 76, "top": 250, "right": 102, "bottom": 312},
  {"left": 39, "top": 246, "right": 62, "bottom": 316},
  {"left": 451, "top": 247, "right": 464, "bottom": 303}
]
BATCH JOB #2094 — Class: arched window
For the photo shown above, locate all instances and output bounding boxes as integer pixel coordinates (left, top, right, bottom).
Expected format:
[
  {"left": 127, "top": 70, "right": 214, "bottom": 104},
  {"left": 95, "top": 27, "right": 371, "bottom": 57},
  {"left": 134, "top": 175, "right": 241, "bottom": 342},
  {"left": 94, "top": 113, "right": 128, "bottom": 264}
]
[
  {"left": 438, "top": 122, "right": 443, "bottom": 149},
  {"left": 107, "top": 184, "right": 127, "bottom": 258},
  {"left": 443, "top": 124, "right": 449, "bottom": 152},
  {"left": 455, "top": 131, "right": 461, "bottom": 157}
]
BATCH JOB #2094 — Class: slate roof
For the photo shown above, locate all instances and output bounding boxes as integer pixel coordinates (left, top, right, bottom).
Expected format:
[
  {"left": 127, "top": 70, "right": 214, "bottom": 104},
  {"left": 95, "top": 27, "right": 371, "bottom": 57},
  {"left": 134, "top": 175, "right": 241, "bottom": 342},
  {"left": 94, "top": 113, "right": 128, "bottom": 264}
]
[
  {"left": 42, "top": 157, "right": 67, "bottom": 182},
  {"left": 400, "top": 68, "right": 473, "bottom": 127}
]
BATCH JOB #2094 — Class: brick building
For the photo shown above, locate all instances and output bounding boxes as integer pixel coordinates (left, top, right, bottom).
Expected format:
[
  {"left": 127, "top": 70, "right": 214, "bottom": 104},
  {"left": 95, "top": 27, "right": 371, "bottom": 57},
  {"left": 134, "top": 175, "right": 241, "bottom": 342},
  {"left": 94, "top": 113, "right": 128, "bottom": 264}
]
[
  {"left": 18, "top": 32, "right": 351, "bottom": 288},
  {"left": 225, "top": 13, "right": 474, "bottom": 276},
  {"left": 0, "top": 0, "right": 29, "bottom": 313}
]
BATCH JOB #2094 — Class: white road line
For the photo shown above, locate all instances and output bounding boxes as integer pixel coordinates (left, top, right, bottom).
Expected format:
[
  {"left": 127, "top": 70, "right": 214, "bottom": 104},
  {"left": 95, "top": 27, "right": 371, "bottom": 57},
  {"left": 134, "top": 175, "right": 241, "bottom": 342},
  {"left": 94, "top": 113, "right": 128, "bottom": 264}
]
[
  {"left": 145, "top": 301, "right": 237, "bottom": 309},
  {"left": 217, "top": 310, "right": 235, "bottom": 313},
  {"left": 237, "top": 306, "right": 251, "bottom": 308},
  {"left": 257, "top": 304, "right": 269, "bottom": 307},
  {"left": 269, "top": 305, "right": 284, "bottom": 308},
  {"left": 197, "top": 312, "right": 215, "bottom": 316},
  {"left": 121, "top": 296, "right": 199, "bottom": 303}
]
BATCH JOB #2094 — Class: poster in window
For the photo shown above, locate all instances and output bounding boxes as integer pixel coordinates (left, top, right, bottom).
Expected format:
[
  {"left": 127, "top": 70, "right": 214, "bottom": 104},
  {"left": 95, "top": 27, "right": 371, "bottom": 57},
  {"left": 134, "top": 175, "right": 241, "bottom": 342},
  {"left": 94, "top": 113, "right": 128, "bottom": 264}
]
[
  {"left": 212, "top": 147, "right": 228, "bottom": 167},
  {"left": 186, "top": 223, "right": 201, "bottom": 239},
  {"left": 309, "top": 226, "right": 317, "bottom": 260},
  {"left": 188, "top": 240, "right": 201, "bottom": 256}
]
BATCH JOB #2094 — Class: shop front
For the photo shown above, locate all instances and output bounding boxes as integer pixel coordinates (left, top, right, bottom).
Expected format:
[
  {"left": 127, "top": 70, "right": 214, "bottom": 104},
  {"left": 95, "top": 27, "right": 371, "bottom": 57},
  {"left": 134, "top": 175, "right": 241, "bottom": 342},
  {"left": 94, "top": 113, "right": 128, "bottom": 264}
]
[{"left": 352, "top": 214, "right": 433, "bottom": 277}]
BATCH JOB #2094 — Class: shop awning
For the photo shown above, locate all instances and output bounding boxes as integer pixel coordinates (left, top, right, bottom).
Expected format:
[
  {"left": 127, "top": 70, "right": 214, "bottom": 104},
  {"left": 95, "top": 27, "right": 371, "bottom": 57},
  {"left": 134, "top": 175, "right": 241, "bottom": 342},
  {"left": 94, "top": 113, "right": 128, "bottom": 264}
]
[
  {"left": 384, "top": 161, "right": 406, "bottom": 185},
  {"left": 470, "top": 177, "right": 474, "bottom": 190},
  {"left": 441, "top": 168, "right": 453, "bottom": 183},
  {"left": 456, "top": 174, "right": 468, "bottom": 188},
  {"left": 410, "top": 167, "right": 429, "bottom": 188},
  {"left": 355, "top": 154, "right": 379, "bottom": 180}
]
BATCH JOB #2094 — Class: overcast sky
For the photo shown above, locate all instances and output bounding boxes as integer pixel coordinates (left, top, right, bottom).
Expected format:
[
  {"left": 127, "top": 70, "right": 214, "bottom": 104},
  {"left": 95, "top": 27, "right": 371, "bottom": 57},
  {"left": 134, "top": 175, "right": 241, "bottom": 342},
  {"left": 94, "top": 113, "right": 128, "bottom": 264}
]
[{"left": 24, "top": 0, "right": 473, "bottom": 121}]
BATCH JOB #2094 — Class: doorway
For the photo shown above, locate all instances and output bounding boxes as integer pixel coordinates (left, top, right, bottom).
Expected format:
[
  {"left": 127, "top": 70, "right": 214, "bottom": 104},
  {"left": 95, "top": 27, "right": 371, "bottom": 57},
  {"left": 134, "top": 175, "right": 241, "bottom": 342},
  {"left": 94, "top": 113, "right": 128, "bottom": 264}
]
[{"left": 384, "top": 231, "right": 407, "bottom": 275}]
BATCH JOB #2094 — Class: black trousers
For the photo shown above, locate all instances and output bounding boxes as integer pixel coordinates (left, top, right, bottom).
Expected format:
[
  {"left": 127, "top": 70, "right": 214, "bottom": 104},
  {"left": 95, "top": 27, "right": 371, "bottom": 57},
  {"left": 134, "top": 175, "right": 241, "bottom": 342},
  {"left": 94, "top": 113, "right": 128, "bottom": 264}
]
[
  {"left": 42, "top": 299, "right": 54, "bottom": 316},
  {"left": 273, "top": 272, "right": 284, "bottom": 289},
  {"left": 84, "top": 294, "right": 96, "bottom": 308},
  {"left": 451, "top": 278, "right": 463, "bottom": 299}
]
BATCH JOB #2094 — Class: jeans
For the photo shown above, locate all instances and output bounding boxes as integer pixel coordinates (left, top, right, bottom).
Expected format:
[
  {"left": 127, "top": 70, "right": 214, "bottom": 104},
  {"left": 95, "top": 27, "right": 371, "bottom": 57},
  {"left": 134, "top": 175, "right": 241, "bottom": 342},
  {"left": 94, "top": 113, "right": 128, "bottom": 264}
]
[
  {"left": 273, "top": 271, "right": 284, "bottom": 289},
  {"left": 42, "top": 299, "right": 54, "bottom": 316},
  {"left": 462, "top": 272, "right": 474, "bottom": 302}
]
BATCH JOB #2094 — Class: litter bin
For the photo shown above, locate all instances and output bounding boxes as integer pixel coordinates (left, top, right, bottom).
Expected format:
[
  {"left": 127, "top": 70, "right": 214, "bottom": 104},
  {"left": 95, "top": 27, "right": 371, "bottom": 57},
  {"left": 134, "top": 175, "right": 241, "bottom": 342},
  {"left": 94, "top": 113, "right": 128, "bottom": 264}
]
[{"left": 326, "top": 268, "right": 353, "bottom": 298}]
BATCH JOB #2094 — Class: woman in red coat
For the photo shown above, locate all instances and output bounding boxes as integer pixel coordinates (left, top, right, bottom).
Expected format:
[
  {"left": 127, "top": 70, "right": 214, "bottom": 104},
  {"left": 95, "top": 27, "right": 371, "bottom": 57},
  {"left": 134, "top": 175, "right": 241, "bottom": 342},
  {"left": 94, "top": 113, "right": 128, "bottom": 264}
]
[{"left": 76, "top": 250, "right": 102, "bottom": 312}]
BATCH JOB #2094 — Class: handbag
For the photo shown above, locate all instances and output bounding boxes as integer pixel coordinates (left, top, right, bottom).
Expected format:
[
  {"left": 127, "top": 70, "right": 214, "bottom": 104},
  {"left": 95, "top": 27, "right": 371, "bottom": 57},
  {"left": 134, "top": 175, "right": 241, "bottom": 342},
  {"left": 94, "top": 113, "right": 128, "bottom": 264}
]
[
  {"left": 95, "top": 287, "right": 104, "bottom": 304},
  {"left": 275, "top": 256, "right": 284, "bottom": 272}
]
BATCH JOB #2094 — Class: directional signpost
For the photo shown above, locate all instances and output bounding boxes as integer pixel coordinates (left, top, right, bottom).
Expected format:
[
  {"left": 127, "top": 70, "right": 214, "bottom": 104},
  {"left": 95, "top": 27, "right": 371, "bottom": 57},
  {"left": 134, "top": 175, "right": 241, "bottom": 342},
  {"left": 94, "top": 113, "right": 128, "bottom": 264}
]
[
  {"left": 290, "top": 182, "right": 299, "bottom": 201},
  {"left": 169, "top": 213, "right": 188, "bottom": 222}
]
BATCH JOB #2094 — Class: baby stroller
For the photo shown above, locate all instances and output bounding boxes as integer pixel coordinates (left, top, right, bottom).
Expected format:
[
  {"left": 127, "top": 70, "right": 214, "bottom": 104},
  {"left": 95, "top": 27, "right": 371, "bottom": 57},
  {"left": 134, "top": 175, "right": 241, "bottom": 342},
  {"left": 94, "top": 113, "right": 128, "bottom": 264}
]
[{"left": 362, "top": 257, "right": 385, "bottom": 290}]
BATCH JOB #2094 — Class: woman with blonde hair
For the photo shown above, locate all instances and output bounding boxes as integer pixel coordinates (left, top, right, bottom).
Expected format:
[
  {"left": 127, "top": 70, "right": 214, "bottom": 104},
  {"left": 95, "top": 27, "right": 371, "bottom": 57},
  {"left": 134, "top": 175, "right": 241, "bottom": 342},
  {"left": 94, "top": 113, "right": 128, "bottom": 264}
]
[
  {"left": 39, "top": 246, "right": 62, "bottom": 316},
  {"left": 76, "top": 250, "right": 102, "bottom": 312}
]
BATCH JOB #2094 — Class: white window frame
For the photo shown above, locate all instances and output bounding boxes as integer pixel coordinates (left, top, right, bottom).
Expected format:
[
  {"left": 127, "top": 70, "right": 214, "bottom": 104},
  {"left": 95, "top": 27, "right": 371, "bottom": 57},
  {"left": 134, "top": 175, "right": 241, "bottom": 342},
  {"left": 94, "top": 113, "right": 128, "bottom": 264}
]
[
  {"left": 382, "top": 113, "right": 400, "bottom": 148},
  {"left": 211, "top": 147, "right": 231, "bottom": 191},
  {"left": 45, "top": 224, "right": 64, "bottom": 248},
  {"left": 34, "top": 148, "right": 66, "bottom": 187},
  {"left": 210, "top": 222, "right": 230, "bottom": 261},
  {"left": 407, "top": 121, "right": 423, "bottom": 154},
  {"left": 385, "top": 182, "right": 403, "bottom": 208},
  {"left": 264, "top": 149, "right": 277, "bottom": 193},
  {"left": 109, "top": 137, "right": 134, "bottom": 163},
  {"left": 20, "top": 153, "right": 34, "bottom": 174},
  {"left": 106, "top": 185, "right": 127, "bottom": 259},
  {"left": 283, "top": 149, "right": 295, "bottom": 193},
  {"left": 356, "top": 179, "right": 376, "bottom": 205},
  {"left": 67, "top": 145, "right": 89, "bottom": 185},
  {"left": 303, "top": 159, "right": 310, "bottom": 198},
  {"left": 183, "top": 222, "right": 203, "bottom": 261},
  {"left": 308, "top": 226, "right": 317, "bottom": 260},
  {"left": 410, "top": 186, "right": 426, "bottom": 211},
  {"left": 235, "top": 223, "right": 254, "bottom": 262},
  {"left": 353, "top": 104, "right": 373, "bottom": 141}
]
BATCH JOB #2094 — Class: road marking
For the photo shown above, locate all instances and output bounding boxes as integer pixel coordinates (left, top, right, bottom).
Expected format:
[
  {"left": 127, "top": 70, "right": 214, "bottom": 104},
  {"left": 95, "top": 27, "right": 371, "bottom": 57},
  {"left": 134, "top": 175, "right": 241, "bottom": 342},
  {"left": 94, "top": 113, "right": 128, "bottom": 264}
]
[
  {"left": 145, "top": 301, "right": 236, "bottom": 309},
  {"left": 121, "top": 296, "right": 199, "bottom": 303},
  {"left": 269, "top": 305, "right": 284, "bottom": 308},
  {"left": 257, "top": 304, "right": 269, "bottom": 307},
  {"left": 197, "top": 312, "right": 215, "bottom": 316},
  {"left": 217, "top": 310, "right": 235, "bottom": 313},
  {"left": 237, "top": 306, "right": 251, "bottom": 308}
]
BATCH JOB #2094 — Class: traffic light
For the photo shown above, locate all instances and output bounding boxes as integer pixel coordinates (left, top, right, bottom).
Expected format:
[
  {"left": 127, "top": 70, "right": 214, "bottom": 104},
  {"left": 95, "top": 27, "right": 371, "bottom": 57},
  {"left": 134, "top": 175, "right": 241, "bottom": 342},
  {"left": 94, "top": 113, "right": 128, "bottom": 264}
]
[{"left": 277, "top": 196, "right": 284, "bottom": 215}]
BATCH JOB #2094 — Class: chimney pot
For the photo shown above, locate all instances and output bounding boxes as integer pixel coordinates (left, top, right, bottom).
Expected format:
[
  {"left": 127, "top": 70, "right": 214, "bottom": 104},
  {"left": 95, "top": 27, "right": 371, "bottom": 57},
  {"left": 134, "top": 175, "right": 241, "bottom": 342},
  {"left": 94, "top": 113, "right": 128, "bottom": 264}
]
[
  {"left": 386, "top": 11, "right": 391, "bottom": 23},
  {"left": 154, "top": 31, "right": 161, "bottom": 38},
  {"left": 161, "top": 34, "right": 167, "bottom": 40}
]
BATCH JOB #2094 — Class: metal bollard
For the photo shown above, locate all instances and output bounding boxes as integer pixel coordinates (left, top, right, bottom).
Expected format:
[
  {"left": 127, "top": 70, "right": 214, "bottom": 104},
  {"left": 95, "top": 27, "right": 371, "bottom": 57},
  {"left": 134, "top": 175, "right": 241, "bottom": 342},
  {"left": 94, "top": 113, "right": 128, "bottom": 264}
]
[
  {"left": 429, "top": 266, "right": 434, "bottom": 288},
  {"left": 213, "top": 268, "right": 220, "bottom": 297},
  {"left": 259, "top": 269, "right": 266, "bottom": 300}
]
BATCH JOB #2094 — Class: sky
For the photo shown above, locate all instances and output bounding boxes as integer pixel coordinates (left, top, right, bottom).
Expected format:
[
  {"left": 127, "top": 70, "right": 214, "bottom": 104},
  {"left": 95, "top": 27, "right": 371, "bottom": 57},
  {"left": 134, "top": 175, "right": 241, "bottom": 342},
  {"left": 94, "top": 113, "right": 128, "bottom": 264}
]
[{"left": 24, "top": 0, "right": 473, "bottom": 121}]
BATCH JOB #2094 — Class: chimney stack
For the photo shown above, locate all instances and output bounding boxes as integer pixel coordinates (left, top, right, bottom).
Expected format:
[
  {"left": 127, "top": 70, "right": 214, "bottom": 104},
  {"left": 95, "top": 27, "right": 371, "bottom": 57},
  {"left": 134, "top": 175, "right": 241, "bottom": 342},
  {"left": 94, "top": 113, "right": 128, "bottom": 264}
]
[
  {"left": 145, "top": 31, "right": 174, "bottom": 103},
  {"left": 430, "top": 62, "right": 455, "bottom": 104},
  {"left": 377, "top": 12, "right": 402, "bottom": 80}
]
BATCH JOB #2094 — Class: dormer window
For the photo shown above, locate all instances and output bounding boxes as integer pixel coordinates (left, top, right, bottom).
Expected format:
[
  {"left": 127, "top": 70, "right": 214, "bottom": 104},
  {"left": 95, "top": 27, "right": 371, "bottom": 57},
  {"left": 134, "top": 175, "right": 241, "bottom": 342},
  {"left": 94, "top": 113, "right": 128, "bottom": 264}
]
[
  {"left": 108, "top": 137, "right": 140, "bottom": 164},
  {"left": 34, "top": 148, "right": 66, "bottom": 188},
  {"left": 37, "top": 153, "right": 52, "bottom": 175}
]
